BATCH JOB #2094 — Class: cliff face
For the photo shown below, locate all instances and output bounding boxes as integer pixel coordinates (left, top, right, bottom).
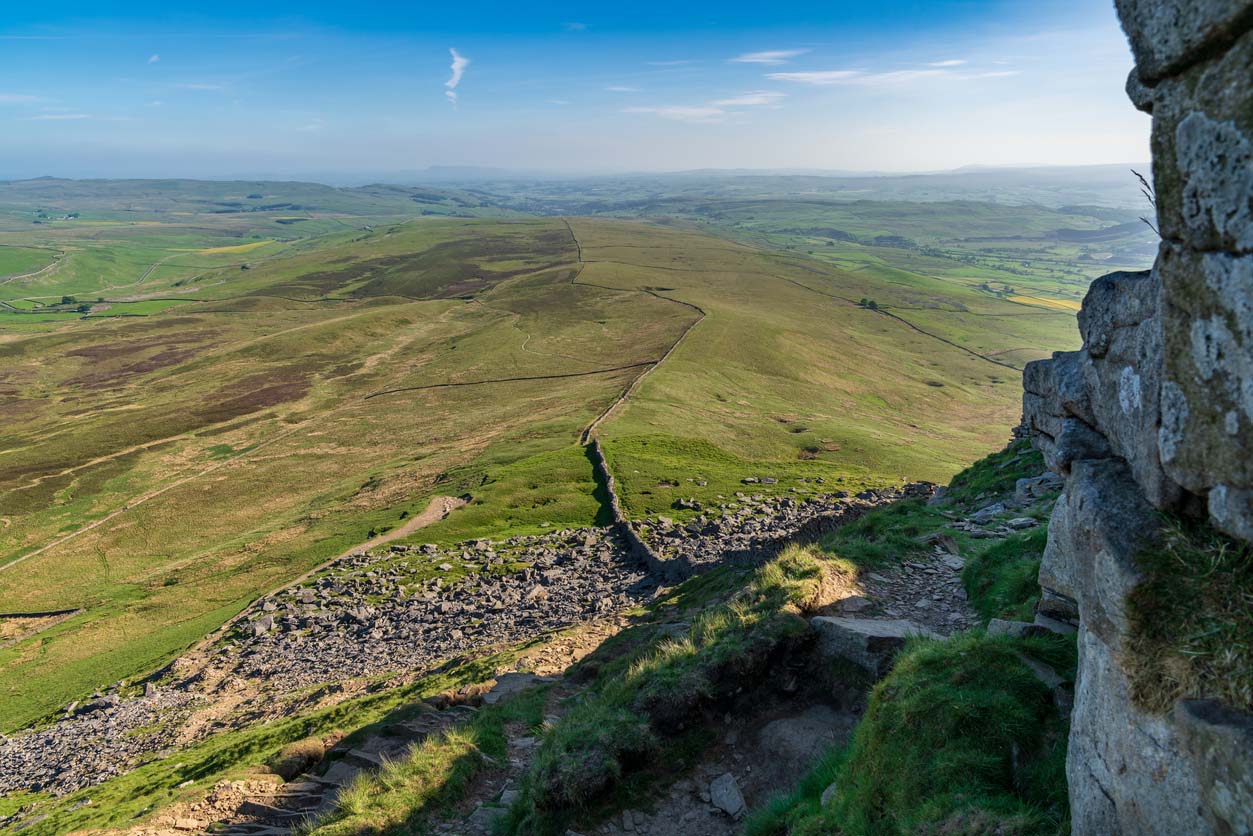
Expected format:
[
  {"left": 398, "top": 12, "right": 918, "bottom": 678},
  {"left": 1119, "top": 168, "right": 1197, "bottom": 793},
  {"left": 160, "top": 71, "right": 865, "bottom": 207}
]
[{"left": 1022, "top": 2, "right": 1253, "bottom": 833}]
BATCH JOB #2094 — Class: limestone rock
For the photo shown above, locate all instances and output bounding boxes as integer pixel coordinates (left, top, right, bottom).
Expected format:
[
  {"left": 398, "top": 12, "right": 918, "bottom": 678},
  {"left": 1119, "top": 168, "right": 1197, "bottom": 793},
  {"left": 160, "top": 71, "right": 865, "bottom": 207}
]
[
  {"left": 1022, "top": 4, "right": 1253, "bottom": 832},
  {"left": 1014, "top": 472, "right": 1063, "bottom": 504},
  {"left": 1067, "top": 627, "right": 1208, "bottom": 836},
  {"left": 811, "top": 616, "right": 938, "bottom": 677},
  {"left": 709, "top": 772, "right": 745, "bottom": 819},
  {"left": 1174, "top": 699, "right": 1253, "bottom": 836},
  {"left": 1114, "top": 0, "right": 1253, "bottom": 82},
  {"left": 987, "top": 618, "right": 1033, "bottom": 637}
]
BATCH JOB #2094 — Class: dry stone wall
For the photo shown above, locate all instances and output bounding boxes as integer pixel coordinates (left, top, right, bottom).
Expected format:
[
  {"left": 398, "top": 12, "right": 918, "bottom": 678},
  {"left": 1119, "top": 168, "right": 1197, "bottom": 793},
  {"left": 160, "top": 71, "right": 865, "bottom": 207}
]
[{"left": 1023, "top": 2, "right": 1252, "bottom": 833}]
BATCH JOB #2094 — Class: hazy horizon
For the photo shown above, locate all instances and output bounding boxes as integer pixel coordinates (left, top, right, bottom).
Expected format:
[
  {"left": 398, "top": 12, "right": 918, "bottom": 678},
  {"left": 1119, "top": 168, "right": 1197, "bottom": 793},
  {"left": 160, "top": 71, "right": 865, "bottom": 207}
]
[
  {"left": 0, "top": 161, "right": 1155, "bottom": 188},
  {"left": 2, "top": 0, "right": 1149, "bottom": 179}
]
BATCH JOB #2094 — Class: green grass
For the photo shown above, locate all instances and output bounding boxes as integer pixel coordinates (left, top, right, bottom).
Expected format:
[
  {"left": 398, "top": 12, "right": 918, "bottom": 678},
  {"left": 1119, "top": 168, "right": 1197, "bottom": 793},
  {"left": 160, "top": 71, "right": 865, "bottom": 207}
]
[
  {"left": 405, "top": 444, "right": 612, "bottom": 545},
  {"left": 603, "top": 434, "right": 884, "bottom": 520},
  {"left": 0, "top": 245, "right": 56, "bottom": 277},
  {"left": 944, "top": 439, "right": 1045, "bottom": 509},
  {"left": 963, "top": 527, "right": 1049, "bottom": 624},
  {"left": 745, "top": 632, "right": 1074, "bottom": 836},
  {"left": 0, "top": 218, "right": 660, "bottom": 731},
  {"left": 819, "top": 499, "right": 947, "bottom": 567},
  {"left": 1126, "top": 516, "right": 1253, "bottom": 713},
  {"left": 84, "top": 299, "right": 195, "bottom": 316},
  {"left": 303, "top": 686, "right": 548, "bottom": 836},
  {"left": 0, "top": 183, "right": 1086, "bottom": 754},
  {"left": 0, "top": 211, "right": 1062, "bottom": 733}
]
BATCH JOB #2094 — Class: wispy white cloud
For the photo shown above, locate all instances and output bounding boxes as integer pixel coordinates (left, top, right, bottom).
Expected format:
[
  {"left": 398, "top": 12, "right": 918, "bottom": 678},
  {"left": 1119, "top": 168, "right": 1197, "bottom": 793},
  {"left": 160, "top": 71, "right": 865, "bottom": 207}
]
[
  {"left": 626, "top": 89, "right": 785, "bottom": 124},
  {"left": 926, "top": 59, "right": 965, "bottom": 67},
  {"left": 765, "top": 70, "right": 862, "bottom": 85},
  {"left": 766, "top": 66, "right": 1013, "bottom": 87},
  {"left": 646, "top": 59, "right": 693, "bottom": 67},
  {"left": 624, "top": 105, "right": 725, "bottom": 124},
  {"left": 730, "top": 49, "right": 808, "bottom": 65},
  {"left": 174, "top": 82, "right": 224, "bottom": 90},
  {"left": 148, "top": 53, "right": 160, "bottom": 64},
  {"left": 858, "top": 69, "right": 948, "bottom": 84},
  {"left": 564, "top": 22, "right": 587, "bottom": 31},
  {"left": 962, "top": 70, "right": 1020, "bottom": 79},
  {"left": 711, "top": 90, "right": 785, "bottom": 107},
  {"left": 297, "top": 117, "right": 324, "bottom": 132},
  {"left": 547, "top": 98, "right": 571, "bottom": 105},
  {"left": 445, "top": 47, "right": 469, "bottom": 107},
  {"left": 23, "top": 113, "right": 90, "bottom": 120},
  {"left": 606, "top": 85, "right": 641, "bottom": 93},
  {"left": 0, "top": 93, "right": 42, "bottom": 104}
]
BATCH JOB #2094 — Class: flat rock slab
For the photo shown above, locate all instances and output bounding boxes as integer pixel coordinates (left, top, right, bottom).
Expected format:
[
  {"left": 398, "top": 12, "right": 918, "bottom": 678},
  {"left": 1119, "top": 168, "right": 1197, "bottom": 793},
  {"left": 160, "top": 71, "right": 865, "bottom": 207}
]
[
  {"left": 811, "top": 616, "right": 938, "bottom": 676},
  {"left": 757, "top": 705, "right": 849, "bottom": 767},
  {"left": 317, "top": 760, "right": 363, "bottom": 787},
  {"left": 481, "top": 672, "right": 551, "bottom": 706}
]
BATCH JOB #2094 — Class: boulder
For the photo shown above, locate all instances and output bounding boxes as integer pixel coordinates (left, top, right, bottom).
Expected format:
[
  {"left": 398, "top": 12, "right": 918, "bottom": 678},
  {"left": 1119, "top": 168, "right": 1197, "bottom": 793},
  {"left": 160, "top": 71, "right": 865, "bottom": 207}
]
[
  {"left": 1014, "top": 472, "right": 1063, "bottom": 504},
  {"left": 709, "top": 772, "right": 746, "bottom": 819},
  {"left": 811, "top": 616, "right": 938, "bottom": 676}
]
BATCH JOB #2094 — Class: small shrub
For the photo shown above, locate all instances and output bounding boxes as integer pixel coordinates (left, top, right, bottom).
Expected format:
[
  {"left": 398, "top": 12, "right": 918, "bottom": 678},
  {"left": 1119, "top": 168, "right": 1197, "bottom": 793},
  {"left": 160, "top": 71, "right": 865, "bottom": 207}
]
[{"left": 530, "top": 704, "right": 657, "bottom": 809}]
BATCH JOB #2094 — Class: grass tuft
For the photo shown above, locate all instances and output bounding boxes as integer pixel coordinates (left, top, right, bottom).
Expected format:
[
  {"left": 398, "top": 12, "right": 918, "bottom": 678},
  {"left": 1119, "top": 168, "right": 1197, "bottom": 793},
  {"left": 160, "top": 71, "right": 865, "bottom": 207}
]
[
  {"left": 1126, "top": 516, "right": 1253, "bottom": 713},
  {"left": 962, "top": 527, "right": 1048, "bottom": 625},
  {"left": 302, "top": 686, "right": 547, "bottom": 836},
  {"left": 943, "top": 439, "right": 1045, "bottom": 510},
  {"left": 820, "top": 499, "right": 944, "bottom": 566}
]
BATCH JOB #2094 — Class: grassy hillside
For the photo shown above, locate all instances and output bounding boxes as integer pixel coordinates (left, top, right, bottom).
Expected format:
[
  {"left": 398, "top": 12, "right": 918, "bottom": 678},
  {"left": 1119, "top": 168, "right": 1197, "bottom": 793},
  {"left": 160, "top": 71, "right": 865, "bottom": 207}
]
[{"left": 0, "top": 181, "right": 1095, "bottom": 732}]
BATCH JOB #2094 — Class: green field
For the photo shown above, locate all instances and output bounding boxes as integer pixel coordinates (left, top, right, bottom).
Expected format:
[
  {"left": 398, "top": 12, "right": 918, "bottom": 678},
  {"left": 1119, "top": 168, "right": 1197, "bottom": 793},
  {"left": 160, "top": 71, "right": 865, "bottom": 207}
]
[
  {"left": 0, "top": 175, "right": 1148, "bottom": 732},
  {"left": 0, "top": 245, "right": 57, "bottom": 279}
]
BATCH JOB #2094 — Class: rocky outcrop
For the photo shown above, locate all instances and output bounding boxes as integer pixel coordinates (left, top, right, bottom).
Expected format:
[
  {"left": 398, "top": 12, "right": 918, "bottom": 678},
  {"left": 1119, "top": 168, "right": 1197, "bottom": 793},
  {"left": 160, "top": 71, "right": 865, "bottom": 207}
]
[{"left": 1023, "top": 2, "right": 1253, "bottom": 832}]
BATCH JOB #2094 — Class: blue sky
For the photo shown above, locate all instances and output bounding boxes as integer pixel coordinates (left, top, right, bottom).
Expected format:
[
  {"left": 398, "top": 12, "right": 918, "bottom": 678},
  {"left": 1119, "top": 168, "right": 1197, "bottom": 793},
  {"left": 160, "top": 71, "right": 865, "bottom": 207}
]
[{"left": 0, "top": 1, "right": 1149, "bottom": 179}]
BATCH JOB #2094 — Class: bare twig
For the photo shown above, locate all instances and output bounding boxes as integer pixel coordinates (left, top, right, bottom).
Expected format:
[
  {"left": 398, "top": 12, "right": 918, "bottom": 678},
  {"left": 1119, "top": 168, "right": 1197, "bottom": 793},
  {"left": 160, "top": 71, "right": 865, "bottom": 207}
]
[{"left": 1132, "top": 168, "right": 1161, "bottom": 238}]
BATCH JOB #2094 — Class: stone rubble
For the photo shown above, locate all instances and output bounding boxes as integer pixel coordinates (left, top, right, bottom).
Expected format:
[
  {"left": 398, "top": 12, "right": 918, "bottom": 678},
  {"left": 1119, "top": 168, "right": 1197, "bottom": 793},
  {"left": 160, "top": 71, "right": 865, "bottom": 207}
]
[
  {"left": 638, "top": 483, "right": 935, "bottom": 573},
  {"left": 1, "top": 484, "right": 925, "bottom": 800}
]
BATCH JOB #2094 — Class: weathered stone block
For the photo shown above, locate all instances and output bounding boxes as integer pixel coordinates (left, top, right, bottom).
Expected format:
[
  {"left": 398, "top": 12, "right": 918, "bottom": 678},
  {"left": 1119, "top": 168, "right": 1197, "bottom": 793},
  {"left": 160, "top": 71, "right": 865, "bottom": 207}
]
[
  {"left": 1046, "top": 460, "right": 1160, "bottom": 650},
  {"left": 1114, "top": 0, "right": 1253, "bottom": 83},
  {"left": 1148, "top": 27, "right": 1253, "bottom": 252},
  {"left": 810, "top": 616, "right": 937, "bottom": 677},
  {"left": 1158, "top": 246, "right": 1253, "bottom": 538},
  {"left": 1068, "top": 626, "right": 1209, "bottom": 835},
  {"left": 1174, "top": 699, "right": 1253, "bottom": 836}
]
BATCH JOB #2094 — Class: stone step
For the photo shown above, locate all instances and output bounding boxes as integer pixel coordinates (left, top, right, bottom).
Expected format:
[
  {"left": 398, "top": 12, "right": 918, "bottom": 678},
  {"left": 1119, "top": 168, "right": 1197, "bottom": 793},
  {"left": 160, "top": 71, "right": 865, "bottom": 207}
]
[
  {"left": 216, "top": 826, "right": 294, "bottom": 836},
  {"left": 236, "top": 800, "right": 315, "bottom": 820},
  {"left": 315, "top": 760, "right": 363, "bottom": 786},
  {"left": 344, "top": 748, "right": 391, "bottom": 769}
]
